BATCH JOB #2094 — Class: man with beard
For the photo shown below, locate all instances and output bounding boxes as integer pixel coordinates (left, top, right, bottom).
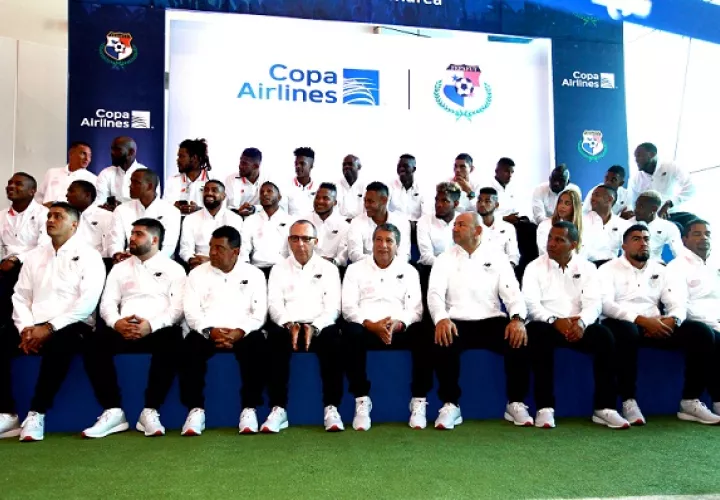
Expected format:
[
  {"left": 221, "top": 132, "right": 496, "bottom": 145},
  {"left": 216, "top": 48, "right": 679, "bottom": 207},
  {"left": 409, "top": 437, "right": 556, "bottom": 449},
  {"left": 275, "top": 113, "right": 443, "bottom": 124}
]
[
  {"left": 35, "top": 141, "right": 97, "bottom": 206},
  {"left": 287, "top": 147, "right": 318, "bottom": 217},
  {"left": 335, "top": 154, "right": 365, "bottom": 222},
  {"left": 583, "top": 165, "right": 631, "bottom": 217},
  {"left": 96, "top": 136, "right": 158, "bottom": 210},
  {"left": 416, "top": 182, "right": 459, "bottom": 267},
  {"left": 600, "top": 225, "right": 705, "bottom": 427},
  {"left": 82, "top": 218, "right": 187, "bottom": 438},
  {"left": 451, "top": 153, "right": 482, "bottom": 213},
  {"left": 531, "top": 165, "right": 581, "bottom": 224},
  {"left": 179, "top": 180, "right": 244, "bottom": 270},
  {"left": 476, "top": 187, "right": 520, "bottom": 268},
  {"left": 581, "top": 185, "right": 629, "bottom": 267},
  {"left": 304, "top": 183, "right": 349, "bottom": 268},
  {"left": 627, "top": 190, "right": 683, "bottom": 263},
  {"left": 225, "top": 147, "right": 288, "bottom": 217},
  {"left": 164, "top": 139, "right": 213, "bottom": 215}
]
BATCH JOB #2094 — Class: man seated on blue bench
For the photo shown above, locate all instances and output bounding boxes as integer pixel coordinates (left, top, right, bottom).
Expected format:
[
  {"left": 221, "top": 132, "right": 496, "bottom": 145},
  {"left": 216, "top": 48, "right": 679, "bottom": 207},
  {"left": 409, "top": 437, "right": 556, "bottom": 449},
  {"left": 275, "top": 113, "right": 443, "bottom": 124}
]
[
  {"left": 600, "top": 224, "right": 717, "bottom": 426},
  {"left": 2, "top": 202, "right": 105, "bottom": 441},
  {"left": 82, "top": 218, "right": 187, "bottom": 439},
  {"left": 265, "top": 220, "right": 344, "bottom": 433},
  {"left": 179, "top": 225, "right": 267, "bottom": 435},
  {"left": 524, "top": 221, "right": 627, "bottom": 429},
  {"left": 428, "top": 212, "right": 532, "bottom": 430},
  {"left": 342, "top": 223, "right": 428, "bottom": 431}
]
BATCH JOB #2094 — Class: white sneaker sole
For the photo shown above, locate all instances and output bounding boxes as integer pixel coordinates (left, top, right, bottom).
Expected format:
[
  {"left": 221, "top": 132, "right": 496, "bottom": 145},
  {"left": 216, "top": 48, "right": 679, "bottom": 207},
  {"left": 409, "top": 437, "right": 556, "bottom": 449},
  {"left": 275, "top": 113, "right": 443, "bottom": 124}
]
[
  {"left": 20, "top": 433, "right": 43, "bottom": 442},
  {"left": 353, "top": 421, "right": 371, "bottom": 431},
  {"left": 409, "top": 419, "right": 427, "bottom": 430},
  {"left": 181, "top": 425, "right": 205, "bottom": 436},
  {"left": 82, "top": 421, "right": 129, "bottom": 439},
  {"left": 504, "top": 413, "right": 534, "bottom": 427},
  {"left": 677, "top": 411, "right": 720, "bottom": 425},
  {"left": 435, "top": 416, "right": 463, "bottom": 430},
  {"left": 261, "top": 420, "right": 289, "bottom": 433},
  {"left": 535, "top": 420, "right": 556, "bottom": 429},
  {"left": 135, "top": 422, "right": 165, "bottom": 437},
  {"left": 0, "top": 427, "right": 21, "bottom": 439},
  {"left": 592, "top": 415, "right": 630, "bottom": 429},
  {"left": 239, "top": 425, "right": 258, "bottom": 434},
  {"left": 325, "top": 422, "right": 345, "bottom": 432}
]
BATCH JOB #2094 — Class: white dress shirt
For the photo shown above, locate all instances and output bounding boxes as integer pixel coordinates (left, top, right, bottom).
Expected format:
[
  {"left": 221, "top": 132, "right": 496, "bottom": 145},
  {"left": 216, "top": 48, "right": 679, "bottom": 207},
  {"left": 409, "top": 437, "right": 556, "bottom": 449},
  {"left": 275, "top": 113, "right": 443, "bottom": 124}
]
[
  {"left": 306, "top": 211, "right": 349, "bottom": 265},
  {"left": 286, "top": 178, "right": 318, "bottom": 217},
  {"left": 335, "top": 176, "right": 365, "bottom": 220},
  {"left": 416, "top": 212, "right": 456, "bottom": 266},
  {"left": 0, "top": 201, "right": 49, "bottom": 262},
  {"left": 12, "top": 236, "right": 106, "bottom": 332},
  {"left": 667, "top": 248, "right": 720, "bottom": 331},
  {"left": 342, "top": 257, "right": 422, "bottom": 327},
  {"left": 523, "top": 254, "right": 601, "bottom": 327},
  {"left": 100, "top": 253, "right": 186, "bottom": 333},
  {"left": 388, "top": 178, "right": 428, "bottom": 222},
  {"left": 36, "top": 166, "right": 98, "bottom": 205},
  {"left": 96, "top": 161, "right": 159, "bottom": 205},
  {"left": 531, "top": 182, "right": 582, "bottom": 224},
  {"left": 108, "top": 198, "right": 181, "bottom": 258},
  {"left": 268, "top": 254, "right": 341, "bottom": 330},
  {"left": 451, "top": 177, "right": 483, "bottom": 213},
  {"left": 347, "top": 211, "right": 411, "bottom": 263},
  {"left": 582, "top": 184, "right": 631, "bottom": 216},
  {"left": 224, "top": 172, "right": 289, "bottom": 213},
  {"left": 581, "top": 212, "right": 629, "bottom": 262},
  {"left": 481, "top": 177, "right": 520, "bottom": 217},
  {"left": 628, "top": 161, "right": 695, "bottom": 213},
  {"left": 183, "top": 261, "right": 267, "bottom": 335},
  {"left": 628, "top": 216, "right": 683, "bottom": 262},
  {"left": 179, "top": 206, "right": 244, "bottom": 263},
  {"left": 428, "top": 244, "right": 526, "bottom": 324},
  {"left": 163, "top": 170, "right": 212, "bottom": 206},
  {"left": 77, "top": 204, "right": 114, "bottom": 258},
  {"left": 240, "top": 208, "right": 293, "bottom": 268},
  {"left": 481, "top": 218, "right": 520, "bottom": 266},
  {"left": 599, "top": 256, "right": 686, "bottom": 322}
]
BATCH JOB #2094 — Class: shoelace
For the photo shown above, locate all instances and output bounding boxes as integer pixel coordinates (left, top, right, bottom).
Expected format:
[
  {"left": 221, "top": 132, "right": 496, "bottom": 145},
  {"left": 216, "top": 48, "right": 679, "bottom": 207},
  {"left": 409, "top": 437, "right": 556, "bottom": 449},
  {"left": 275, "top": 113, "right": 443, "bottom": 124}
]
[
  {"left": 24, "top": 413, "right": 42, "bottom": 430},
  {"left": 325, "top": 407, "right": 340, "bottom": 420},
  {"left": 410, "top": 401, "right": 427, "bottom": 415},
  {"left": 241, "top": 409, "right": 256, "bottom": 420},
  {"left": 269, "top": 407, "right": 284, "bottom": 419},
  {"left": 356, "top": 401, "right": 370, "bottom": 416},
  {"left": 142, "top": 410, "right": 161, "bottom": 425},
  {"left": 98, "top": 410, "right": 117, "bottom": 423},
  {"left": 438, "top": 405, "right": 455, "bottom": 417}
]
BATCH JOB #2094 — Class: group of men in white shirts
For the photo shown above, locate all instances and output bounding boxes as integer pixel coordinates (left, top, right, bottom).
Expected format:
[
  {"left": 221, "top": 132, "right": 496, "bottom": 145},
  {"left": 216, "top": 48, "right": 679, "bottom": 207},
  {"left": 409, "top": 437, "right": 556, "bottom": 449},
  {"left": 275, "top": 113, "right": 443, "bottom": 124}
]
[{"left": 0, "top": 135, "right": 717, "bottom": 443}]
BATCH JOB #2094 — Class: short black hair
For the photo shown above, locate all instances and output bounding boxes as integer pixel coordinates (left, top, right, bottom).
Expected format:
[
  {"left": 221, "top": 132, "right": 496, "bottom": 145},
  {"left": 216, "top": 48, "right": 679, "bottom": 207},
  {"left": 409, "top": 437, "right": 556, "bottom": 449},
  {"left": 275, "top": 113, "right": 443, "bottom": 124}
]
[
  {"left": 49, "top": 202, "right": 80, "bottom": 222},
  {"left": 455, "top": 153, "right": 473, "bottom": 164},
  {"left": 436, "top": 181, "right": 461, "bottom": 203},
  {"left": 132, "top": 218, "right": 166, "bottom": 249},
  {"left": 261, "top": 181, "right": 280, "bottom": 195},
  {"left": 497, "top": 157, "right": 515, "bottom": 168},
  {"left": 293, "top": 147, "right": 315, "bottom": 159},
  {"left": 399, "top": 154, "right": 416, "bottom": 163},
  {"left": 623, "top": 224, "right": 650, "bottom": 243},
  {"left": 683, "top": 218, "right": 710, "bottom": 238},
  {"left": 608, "top": 165, "right": 626, "bottom": 178},
  {"left": 179, "top": 138, "right": 211, "bottom": 171},
  {"left": 366, "top": 181, "right": 389, "bottom": 197},
  {"left": 479, "top": 187, "right": 498, "bottom": 197},
  {"left": 318, "top": 182, "right": 337, "bottom": 196},
  {"left": 135, "top": 168, "right": 160, "bottom": 190},
  {"left": 595, "top": 184, "right": 618, "bottom": 202},
  {"left": 241, "top": 147, "right": 262, "bottom": 163},
  {"left": 637, "top": 142, "right": 657, "bottom": 154},
  {"left": 13, "top": 172, "right": 37, "bottom": 190},
  {"left": 212, "top": 225, "right": 241, "bottom": 249},
  {"left": 69, "top": 180, "right": 97, "bottom": 202},
  {"left": 552, "top": 221, "right": 579, "bottom": 243},
  {"left": 553, "top": 164, "right": 569, "bottom": 174},
  {"left": 69, "top": 141, "right": 92, "bottom": 151},
  {"left": 205, "top": 179, "right": 225, "bottom": 191},
  {"left": 374, "top": 223, "right": 401, "bottom": 246}
]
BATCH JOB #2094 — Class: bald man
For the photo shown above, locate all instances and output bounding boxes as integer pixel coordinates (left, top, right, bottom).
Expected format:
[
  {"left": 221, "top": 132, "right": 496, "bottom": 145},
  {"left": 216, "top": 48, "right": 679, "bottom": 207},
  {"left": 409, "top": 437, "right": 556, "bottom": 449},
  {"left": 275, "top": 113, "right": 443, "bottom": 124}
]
[{"left": 96, "top": 136, "right": 158, "bottom": 210}]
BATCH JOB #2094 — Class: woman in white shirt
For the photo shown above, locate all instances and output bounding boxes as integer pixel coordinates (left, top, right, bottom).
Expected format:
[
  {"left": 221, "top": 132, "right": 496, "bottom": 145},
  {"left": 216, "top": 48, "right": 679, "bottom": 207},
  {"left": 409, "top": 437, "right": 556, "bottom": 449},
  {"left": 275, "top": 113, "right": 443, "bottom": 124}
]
[{"left": 537, "top": 189, "right": 583, "bottom": 256}]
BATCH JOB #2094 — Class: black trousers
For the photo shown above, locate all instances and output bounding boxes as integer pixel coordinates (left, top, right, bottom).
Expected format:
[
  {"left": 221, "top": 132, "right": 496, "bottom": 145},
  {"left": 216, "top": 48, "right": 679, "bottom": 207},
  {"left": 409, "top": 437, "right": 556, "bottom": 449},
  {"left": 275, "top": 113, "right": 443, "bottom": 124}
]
[
  {"left": 603, "top": 318, "right": 718, "bottom": 401},
  {"left": 435, "top": 317, "right": 530, "bottom": 405},
  {"left": 416, "top": 264, "right": 432, "bottom": 324},
  {"left": 265, "top": 322, "right": 343, "bottom": 408},
  {"left": 592, "top": 260, "right": 611, "bottom": 268},
  {"left": 514, "top": 219, "right": 538, "bottom": 284},
  {"left": 527, "top": 321, "right": 616, "bottom": 409},
  {"left": 178, "top": 329, "right": 266, "bottom": 410},
  {"left": 83, "top": 325, "right": 183, "bottom": 410},
  {"left": 0, "top": 324, "right": 20, "bottom": 413},
  {"left": 0, "top": 263, "right": 21, "bottom": 326},
  {"left": 343, "top": 321, "right": 433, "bottom": 399}
]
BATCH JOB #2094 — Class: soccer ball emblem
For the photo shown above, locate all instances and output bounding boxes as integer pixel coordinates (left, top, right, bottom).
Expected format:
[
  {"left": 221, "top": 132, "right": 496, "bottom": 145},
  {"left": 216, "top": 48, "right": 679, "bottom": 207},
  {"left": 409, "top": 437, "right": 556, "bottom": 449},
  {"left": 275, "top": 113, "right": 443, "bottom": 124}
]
[{"left": 454, "top": 77, "right": 475, "bottom": 97}]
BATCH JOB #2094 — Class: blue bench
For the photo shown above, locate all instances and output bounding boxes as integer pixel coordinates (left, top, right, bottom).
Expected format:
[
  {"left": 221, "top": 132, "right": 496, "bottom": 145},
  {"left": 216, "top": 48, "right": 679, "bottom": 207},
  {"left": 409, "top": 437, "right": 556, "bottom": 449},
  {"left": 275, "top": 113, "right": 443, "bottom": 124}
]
[{"left": 10, "top": 348, "right": 688, "bottom": 433}]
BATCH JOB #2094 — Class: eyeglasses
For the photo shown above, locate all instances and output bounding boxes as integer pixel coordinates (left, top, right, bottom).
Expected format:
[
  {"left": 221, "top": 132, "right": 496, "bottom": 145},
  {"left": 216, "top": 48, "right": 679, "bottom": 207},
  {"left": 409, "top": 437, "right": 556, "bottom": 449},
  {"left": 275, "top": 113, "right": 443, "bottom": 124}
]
[{"left": 288, "top": 235, "right": 316, "bottom": 243}]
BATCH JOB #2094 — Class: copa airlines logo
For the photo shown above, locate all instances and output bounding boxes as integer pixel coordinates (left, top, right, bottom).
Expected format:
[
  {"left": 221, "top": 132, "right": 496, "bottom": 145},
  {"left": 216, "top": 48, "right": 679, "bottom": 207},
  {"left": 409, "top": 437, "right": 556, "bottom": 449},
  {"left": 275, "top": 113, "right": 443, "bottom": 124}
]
[
  {"left": 237, "top": 64, "right": 380, "bottom": 106},
  {"left": 80, "top": 109, "right": 151, "bottom": 129},
  {"left": 561, "top": 71, "right": 615, "bottom": 89}
]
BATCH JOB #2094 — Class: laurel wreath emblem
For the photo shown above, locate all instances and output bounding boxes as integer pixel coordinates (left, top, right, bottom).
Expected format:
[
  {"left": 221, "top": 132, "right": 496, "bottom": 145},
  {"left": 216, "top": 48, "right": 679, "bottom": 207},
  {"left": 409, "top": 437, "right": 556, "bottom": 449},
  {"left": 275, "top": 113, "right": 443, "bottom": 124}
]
[
  {"left": 99, "top": 43, "right": 138, "bottom": 69},
  {"left": 434, "top": 80, "right": 493, "bottom": 121},
  {"left": 577, "top": 141, "right": 608, "bottom": 162}
]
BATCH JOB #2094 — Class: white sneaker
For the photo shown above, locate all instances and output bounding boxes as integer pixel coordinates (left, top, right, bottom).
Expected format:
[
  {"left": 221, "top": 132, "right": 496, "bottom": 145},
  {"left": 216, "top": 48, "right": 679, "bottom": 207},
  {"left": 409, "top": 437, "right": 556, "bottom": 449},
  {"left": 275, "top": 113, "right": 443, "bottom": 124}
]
[
  {"left": 324, "top": 405, "right": 344, "bottom": 432},
  {"left": 535, "top": 408, "right": 556, "bottom": 429},
  {"left": 82, "top": 408, "right": 129, "bottom": 439},
  {"left": 181, "top": 408, "right": 206, "bottom": 436},
  {"left": 353, "top": 396, "right": 372, "bottom": 431},
  {"left": 261, "top": 406, "right": 289, "bottom": 433},
  {"left": 678, "top": 399, "right": 720, "bottom": 425},
  {"left": 434, "top": 403, "right": 463, "bottom": 430},
  {"left": 714, "top": 402, "right": 720, "bottom": 416},
  {"left": 0, "top": 413, "right": 20, "bottom": 439},
  {"left": 592, "top": 409, "right": 630, "bottom": 429},
  {"left": 136, "top": 408, "right": 165, "bottom": 437},
  {"left": 622, "top": 399, "right": 646, "bottom": 425},
  {"left": 504, "top": 402, "right": 534, "bottom": 427},
  {"left": 20, "top": 412, "right": 45, "bottom": 442},
  {"left": 239, "top": 408, "right": 258, "bottom": 434},
  {"left": 409, "top": 398, "right": 428, "bottom": 430}
]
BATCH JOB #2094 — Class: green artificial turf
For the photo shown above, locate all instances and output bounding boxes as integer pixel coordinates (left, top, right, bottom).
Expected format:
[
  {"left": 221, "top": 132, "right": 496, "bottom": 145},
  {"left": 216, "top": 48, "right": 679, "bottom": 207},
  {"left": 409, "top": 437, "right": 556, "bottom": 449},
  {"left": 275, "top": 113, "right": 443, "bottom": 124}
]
[{"left": 2, "top": 418, "right": 720, "bottom": 499}]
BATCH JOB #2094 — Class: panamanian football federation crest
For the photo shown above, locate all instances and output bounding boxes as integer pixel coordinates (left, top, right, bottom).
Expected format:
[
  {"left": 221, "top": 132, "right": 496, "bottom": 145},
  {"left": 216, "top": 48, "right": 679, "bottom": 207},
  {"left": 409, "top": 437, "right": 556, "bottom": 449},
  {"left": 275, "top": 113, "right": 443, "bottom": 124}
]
[
  {"left": 434, "top": 64, "right": 492, "bottom": 121},
  {"left": 99, "top": 32, "right": 138, "bottom": 68},
  {"left": 578, "top": 130, "right": 607, "bottom": 162}
]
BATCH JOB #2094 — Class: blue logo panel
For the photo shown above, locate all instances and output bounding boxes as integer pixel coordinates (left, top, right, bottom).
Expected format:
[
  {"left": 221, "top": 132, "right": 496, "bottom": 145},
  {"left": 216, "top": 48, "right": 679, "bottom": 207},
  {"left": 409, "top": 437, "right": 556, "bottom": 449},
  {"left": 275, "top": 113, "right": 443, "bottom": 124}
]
[{"left": 342, "top": 69, "right": 380, "bottom": 106}]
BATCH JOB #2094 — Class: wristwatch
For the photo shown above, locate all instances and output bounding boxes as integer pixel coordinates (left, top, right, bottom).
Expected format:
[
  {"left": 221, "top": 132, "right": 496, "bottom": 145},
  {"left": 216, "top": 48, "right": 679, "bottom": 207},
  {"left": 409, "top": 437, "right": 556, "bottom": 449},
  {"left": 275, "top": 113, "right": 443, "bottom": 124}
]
[
  {"left": 468, "top": 191, "right": 476, "bottom": 200},
  {"left": 511, "top": 314, "right": 525, "bottom": 323},
  {"left": 202, "top": 327, "right": 213, "bottom": 338},
  {"left": 547, "top": 316, "right": 557, "bottom": 324},
  {"left": 671, "top": 316, "right": 682, "bottom": 328}
]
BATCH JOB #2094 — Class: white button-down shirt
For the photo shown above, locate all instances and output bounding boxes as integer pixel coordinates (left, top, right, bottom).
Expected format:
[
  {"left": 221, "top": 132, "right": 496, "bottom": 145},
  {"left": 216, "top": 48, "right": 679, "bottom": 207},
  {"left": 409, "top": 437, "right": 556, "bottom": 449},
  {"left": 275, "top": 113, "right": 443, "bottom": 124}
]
[
  {"left": 108, "top": 198, "right": 181, "bottom": 258},
  {"left": 335, "top": 177, "right": 365, "bottom": 220},
  {"left": 224, "top": 172, "right": 289, "bottom": 213},
  {"left": 96, "top": 161, "right": 158, "bottom": 205},
  {"left": 628, "top": 216, "right": 683, "bottom": 262},
  {"left": 482, "top": 177, "right": 520, "bottom": 217},
  {"left": 582, "top": 184, "right": 631, "bottom": 216},
  {"left": 452, "top": 177, "right": 483, "bottom": 213},
  {"left": 481, "top": 218, "right": 520, "bottom": 266},
  {"left": 388, "top": 178, "right": 428, "bottom": 222},
  {"left": 100, "top": 253, "right": 186, "bottom": 333},
  {"left": 523, "top": 254, "right": 601, "bottom": 326},
  {"left": 306, "top": 211, "right": 349, "bottom": 265},
  {"left": 179, "top": 206, "right": 244, "bottom": 263},
  {"left": 36, "top": 166, "right": 98, "bottom": 205},
  {"left": 531, "top": 182, "right": 582, "bottom": 224},
  {"left": 0, "top": 201, "right": 49, "bottom": 262},
  {"left": 581, "top": 212, "right": 629, "bottom": 262},
  {"left": 12, "top": 236, "right": 106, "bottom": 332},
  {"left": 428, "top": 244, "right": 526, "bottom": 324},
  {"left": 163, "top": 170, "right": 212, "bottom": 206},
  {"left": 416, "top": 213, "right": 456, "bottom": 266},
  {"left": 77, "top": 204, "right": 114, "bottom": 258},
  {"left": 184, "top": 261, "right": 267, "bottom": 335},
  {"left": 342, "top": 257, "right": 422, "bottom": 327},
  {"left": 628, "top": 160, "right": 695, "bottom": 213},
  {"left": 667, "top": 249, "right": 720, "bottom": 331},
  {"left": 240, "top": 209, "right": 293, "bottom": 268},
  {"left": 347, "top": 211, "right": 411, "bottom": 263},
  {"left": 287, "top": 178, "right": 318, "bottom": 217},
  {"left": 268, "top": 254, "right": 341, "bottom": 330},
  {"left": 599, "top": 256, "right": 686, "bottom": 322}
]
